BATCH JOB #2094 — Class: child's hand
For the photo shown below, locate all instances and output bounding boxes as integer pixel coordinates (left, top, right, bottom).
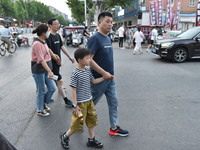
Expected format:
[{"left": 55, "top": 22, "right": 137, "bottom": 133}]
[
  {"left": 110, "top": 75, "right": 115, "bottom": 80},
  {"left": 73, "top": 106, "right": 81, "bottom": 117}
]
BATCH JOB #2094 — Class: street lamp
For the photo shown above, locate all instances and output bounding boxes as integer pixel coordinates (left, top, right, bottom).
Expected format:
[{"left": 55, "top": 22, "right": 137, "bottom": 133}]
[{"left": 79, "top": 0, "right": 87, "bottom": 26}]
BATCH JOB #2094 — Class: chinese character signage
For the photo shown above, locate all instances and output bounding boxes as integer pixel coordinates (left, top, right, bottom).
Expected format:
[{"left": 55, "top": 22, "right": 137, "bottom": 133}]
[
  {"left": 149, "top": 1, "right": 157, "bottom": 25},
  {"left": 173, "top": 0, "right": 181, "bottom": 30},
  {"left": 157, "top": 0, "right": 163, "bottom": 25},
  {"left": 196, "top": 0, "right": 200, "bottom": 26}
]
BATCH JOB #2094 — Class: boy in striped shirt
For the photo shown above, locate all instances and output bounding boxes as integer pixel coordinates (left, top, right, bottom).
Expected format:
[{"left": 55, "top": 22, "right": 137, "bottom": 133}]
[{"left": 60, "top": 48, "right": 104, "bottom": 149}]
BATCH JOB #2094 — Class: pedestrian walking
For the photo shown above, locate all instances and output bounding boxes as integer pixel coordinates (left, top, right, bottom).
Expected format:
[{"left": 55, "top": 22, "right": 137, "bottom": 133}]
[
  {"left": 60, "top": 48, "right": 104, "bottom": 149},
  {"left": 132, "top": 25, "right": 139, "bottom": 47},
  {"left": 125, "top": 27, "right": 133, "bottom": 49},
  {"left": 117, "top": 25, "right": 125, "bottom": 49},
  {"left": 146, "top": 28, "right": 153, "bottom": 53},
  {"left": 47, "top": 18, "right": 75, "bottom": 107},
  {"left": 31, "top": 24, "right": 57, "bottom": 116},
  {"left": 87, "top": 12, "right": 129, "bottom": 136},
  {"left": 151, "top": 26, "right": 158, "bottom": 45},
  {"left": 83, "top": 26, "right": 90, "bottom": 47},
  {"left": 132, "top": 27, "right": 145, "bottom": 55}
]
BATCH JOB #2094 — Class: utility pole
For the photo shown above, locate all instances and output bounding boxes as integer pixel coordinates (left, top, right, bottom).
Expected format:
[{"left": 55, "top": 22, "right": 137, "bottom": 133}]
[{"left": 79, "top": 0, "right": 87, "bottom": 26}]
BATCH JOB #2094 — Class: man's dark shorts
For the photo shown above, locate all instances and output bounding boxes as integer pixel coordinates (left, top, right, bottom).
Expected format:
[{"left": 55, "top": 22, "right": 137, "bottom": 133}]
[{"left": 52, "top": 61, "right": 62, "bottom": 81}]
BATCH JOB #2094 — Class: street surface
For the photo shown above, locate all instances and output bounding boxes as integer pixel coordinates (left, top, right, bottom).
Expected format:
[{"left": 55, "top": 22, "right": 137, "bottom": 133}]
[{"left": 1, "top": 35, "right": 200, "bottom": 150}]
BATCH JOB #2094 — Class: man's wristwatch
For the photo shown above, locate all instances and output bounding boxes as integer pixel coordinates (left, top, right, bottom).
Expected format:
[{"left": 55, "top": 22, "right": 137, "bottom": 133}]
[{"left": 72, "top": 104, "right": 78, "bottom": 108}]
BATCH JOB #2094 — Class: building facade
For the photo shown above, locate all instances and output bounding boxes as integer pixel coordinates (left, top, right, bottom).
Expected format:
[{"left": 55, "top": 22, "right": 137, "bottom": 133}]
[
  {"left": 113, "top": 0, "right": 139, "bottom": 29},
  {"left": 114, "top": 0, "right": 198, "bottom": 31},
  {"left": 143, "top": 0, "right": 198, "bottom": 31}
]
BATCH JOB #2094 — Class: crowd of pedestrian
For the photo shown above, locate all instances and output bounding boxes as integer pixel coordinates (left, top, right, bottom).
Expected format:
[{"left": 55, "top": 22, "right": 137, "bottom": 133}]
[
  {"left": 116, "top": 24, "right": 159, "bottom": 55},
  {"left": 29, "top": 11, "right": 129, "bottom": 150}
]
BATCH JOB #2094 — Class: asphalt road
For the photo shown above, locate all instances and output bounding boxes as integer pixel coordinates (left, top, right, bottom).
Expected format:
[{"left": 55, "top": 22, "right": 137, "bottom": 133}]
[{"left": 1, "top": 40, "right": 200, "bottom": 150}]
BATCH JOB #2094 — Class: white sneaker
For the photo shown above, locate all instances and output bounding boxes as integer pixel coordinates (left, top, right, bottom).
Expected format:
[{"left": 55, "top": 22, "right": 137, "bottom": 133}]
[
  {"left": 44, "top": 103, "right": 50, "bottom": 112},
  {"left": 146, "top": 49, "right": 149, "bottom": 53},
  {"left": 37, "top": 110, "right": 50, "bottom": 117}
]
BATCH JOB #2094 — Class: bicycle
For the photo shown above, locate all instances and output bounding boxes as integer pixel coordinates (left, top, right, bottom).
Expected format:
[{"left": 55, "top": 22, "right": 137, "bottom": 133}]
[{"left": 0, "top": 37, "right": 17, "bottom": 56}]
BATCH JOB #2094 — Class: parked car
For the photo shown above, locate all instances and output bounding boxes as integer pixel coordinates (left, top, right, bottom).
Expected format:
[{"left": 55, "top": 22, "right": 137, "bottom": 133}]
[{"left": 152, "top": 26, "right": 200, "bottom": 63}]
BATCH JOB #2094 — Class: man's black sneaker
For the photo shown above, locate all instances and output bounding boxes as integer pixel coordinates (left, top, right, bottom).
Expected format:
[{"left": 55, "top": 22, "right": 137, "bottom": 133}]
[
  {"left": 64, "top": 99, "right": 73, "bottom": 108},
  {"left": 60, "top": 132, "right": 69, "bottom": 149},
  {"left": 109, "top": 126, "right": 129, "bottom": 136},
  {"left": 87, "top": 137, "right": 103, "bottom": 148}
]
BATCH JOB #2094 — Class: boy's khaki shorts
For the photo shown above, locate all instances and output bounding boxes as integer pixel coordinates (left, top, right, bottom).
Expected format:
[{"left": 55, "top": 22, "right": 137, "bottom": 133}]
[{"left": 70, "top": 99, "right": 99, "bottom": 132}]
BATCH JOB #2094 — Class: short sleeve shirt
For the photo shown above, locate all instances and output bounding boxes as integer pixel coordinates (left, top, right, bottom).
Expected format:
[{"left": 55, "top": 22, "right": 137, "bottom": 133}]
[
  {"left": 118, "top": 27, "right": 124, "bottom": 37},
  {"left": 32, "top": 40, "right": 51, "bottom": 63},
  {"left": 1, "top": 28, "right": 11, "bottom": 38},
  {"left": 70, "top": 67, "right": 94, "bottom": 103},
  {"left": 87, "top": 32, "right": 114, "bottom": 78},
  {"left": 46, "top": 33, "right": 63, "bottom": 58},
  {"left": 151, "top": 29, "right": 158, "bottom": 41}
]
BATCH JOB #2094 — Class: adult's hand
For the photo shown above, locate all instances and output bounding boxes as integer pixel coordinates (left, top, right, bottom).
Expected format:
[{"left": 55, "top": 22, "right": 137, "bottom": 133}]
[
  {"left": 103, "top": 71, "right": 113, "bottom": 80},
  {"left": 69, "top": 57, "right": 75, "bottom": 63}
]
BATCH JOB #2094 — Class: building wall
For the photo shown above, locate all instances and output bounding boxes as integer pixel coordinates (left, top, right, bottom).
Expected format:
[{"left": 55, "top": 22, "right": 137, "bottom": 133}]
[{"left": 145, "top": 0, "right": 198, "bottom": 13}]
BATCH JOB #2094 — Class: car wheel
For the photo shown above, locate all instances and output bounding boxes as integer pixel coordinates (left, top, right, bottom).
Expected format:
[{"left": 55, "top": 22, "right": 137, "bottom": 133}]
[{"left": 172, "top": 47, "right": 188, "bottom": 63}]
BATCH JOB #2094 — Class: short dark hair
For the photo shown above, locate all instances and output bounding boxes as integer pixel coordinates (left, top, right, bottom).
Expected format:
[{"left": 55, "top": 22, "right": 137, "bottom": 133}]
[
  {"left": 137, "top": 27, "right": 141, "bottom": 32},
  {"left": 48, "top": 18, "right": 57, "bottom": 25},
  {"left": 98, "top": 12, "right": 112, "bottom": 22},
  {"left": 32, "top": 24, "right": 48, "bottom": 36},
  {"left": 74, "top": 48, "right": 91, "bottom": 62}
]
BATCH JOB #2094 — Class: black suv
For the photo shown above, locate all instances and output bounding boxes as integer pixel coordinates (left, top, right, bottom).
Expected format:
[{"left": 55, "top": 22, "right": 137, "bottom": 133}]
[{"left": 152, "top": 26, "right": 200, "bottom": 63}]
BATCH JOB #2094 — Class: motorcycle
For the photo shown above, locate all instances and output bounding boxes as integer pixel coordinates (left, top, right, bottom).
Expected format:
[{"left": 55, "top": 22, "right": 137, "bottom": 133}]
[
  {"left": 13, "top": 32, "right": 29, "bottom": 47},
  {"left": 72, "top": 32, "right": 82, "bottom": 47}
]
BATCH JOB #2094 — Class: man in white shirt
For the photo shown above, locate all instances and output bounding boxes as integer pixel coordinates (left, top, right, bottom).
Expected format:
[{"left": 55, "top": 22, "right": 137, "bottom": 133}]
[
  {"left": 151, "top": 26, "right": 158, "bottom": 44},
  {"left": 117, "top": 25, "right": 125, "bottom": 49}
]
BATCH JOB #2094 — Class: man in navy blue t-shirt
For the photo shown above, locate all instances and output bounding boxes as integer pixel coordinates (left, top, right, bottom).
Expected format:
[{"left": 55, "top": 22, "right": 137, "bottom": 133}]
[{"left": 87, "top": 12, "right": 129, "bottom": 137}]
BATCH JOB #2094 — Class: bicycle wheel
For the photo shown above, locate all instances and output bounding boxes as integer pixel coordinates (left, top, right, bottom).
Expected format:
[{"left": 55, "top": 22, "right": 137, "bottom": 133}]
[
  {"left": 8, "top": 42, "right": 17, "bottom": 53},
  {"left": 0, "top": 43, "right": 6, "bottom": 56}
]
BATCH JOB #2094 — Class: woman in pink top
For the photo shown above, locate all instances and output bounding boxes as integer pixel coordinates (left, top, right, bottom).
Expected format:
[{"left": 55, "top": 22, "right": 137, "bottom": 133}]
[{"left": 31, "top": 24, "right": 56, "bottom": 117}]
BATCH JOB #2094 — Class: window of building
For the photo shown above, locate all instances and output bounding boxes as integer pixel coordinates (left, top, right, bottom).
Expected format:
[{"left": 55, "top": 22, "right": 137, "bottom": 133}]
[
  {"left": 171, "top": 0, "right": 174, "bottom": 4},
  {"left": 189, "top": 0, "right": 196, "bottom": 6},
  {"left": 128, "top": 21, "right": 132, "bottom": 26}
]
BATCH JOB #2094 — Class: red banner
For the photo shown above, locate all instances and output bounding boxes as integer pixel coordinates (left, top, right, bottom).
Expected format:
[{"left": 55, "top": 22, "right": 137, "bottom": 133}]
[
  {"left": 149, "top": 1, "right": 157, "bottom": 25},
  {"left": 157, "top": 0, "right": 163, "bottom": 25},
  {"left": 172, "top": 0, "right": 181, "bottom": 30},
  {"left": 165, "top": 0, "right": 171, "bottom": 29},
  {"left": 196, "top": 0, "right": 200, "bottom": 26},
  {"left": 170, "top": 4, "right": 174, "bottom": 29}
]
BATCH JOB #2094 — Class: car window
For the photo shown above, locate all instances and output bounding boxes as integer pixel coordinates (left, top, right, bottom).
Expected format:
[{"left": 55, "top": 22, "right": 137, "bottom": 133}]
[
  {"left": 195, "top": 33, "right": 200, "bottom": 39},
  {"left": 177, "top": 28, "right": 199, "bottom": 39}
]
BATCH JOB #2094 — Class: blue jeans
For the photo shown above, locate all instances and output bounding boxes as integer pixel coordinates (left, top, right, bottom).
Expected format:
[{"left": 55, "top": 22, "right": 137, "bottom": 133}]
[
  {"left": 32, "top": 72, "right": 56, "bottom": 112},
  {"left": 91, "top": 80, "right": 119, "bottom": 127}
]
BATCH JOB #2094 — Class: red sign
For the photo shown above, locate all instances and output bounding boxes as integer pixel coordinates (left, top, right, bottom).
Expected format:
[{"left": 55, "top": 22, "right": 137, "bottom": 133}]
[
  {"left": 172, "top": 0, "right": 181, "bottom": 30},
  {"left": 149, "top": 1, "right": 157, "bottom": 25},
  {"left": 165, "top": 0, "right": 171, "bottom": 29},
  {"left": 157, "top": 0, "right": 163, "bottom": 25}
]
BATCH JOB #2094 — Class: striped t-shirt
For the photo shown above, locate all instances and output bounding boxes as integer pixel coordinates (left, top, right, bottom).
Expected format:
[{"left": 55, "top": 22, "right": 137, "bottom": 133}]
[{"left": 70, "top": 67, "right": 94, "bottom": 103}]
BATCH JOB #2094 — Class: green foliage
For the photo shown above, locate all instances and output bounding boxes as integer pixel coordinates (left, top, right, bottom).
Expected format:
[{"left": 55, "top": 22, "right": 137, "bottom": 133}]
[
  {"left": 66, "top": 0, "right": 133, "bottom": 24},
  {"left": 0, "top": 0, "right": 69, "bottom": 25},
  {"left": 0, "top": 0, "right": 16, "bottom": 17},
  {"left": 67, "top": 0, "right": 85, "bottom": 23}
]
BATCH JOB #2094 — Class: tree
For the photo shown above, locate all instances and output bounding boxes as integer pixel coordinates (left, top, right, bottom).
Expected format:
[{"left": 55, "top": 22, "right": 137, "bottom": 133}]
[
  {"left": 0, "top": 0, "right": 16, "bottom": 18},
  {"left": 66, "top": 0, "right": 133, "bottom": 25},
  {"left": 15, "top": 0, "right": 28, "bottom": 21}
]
